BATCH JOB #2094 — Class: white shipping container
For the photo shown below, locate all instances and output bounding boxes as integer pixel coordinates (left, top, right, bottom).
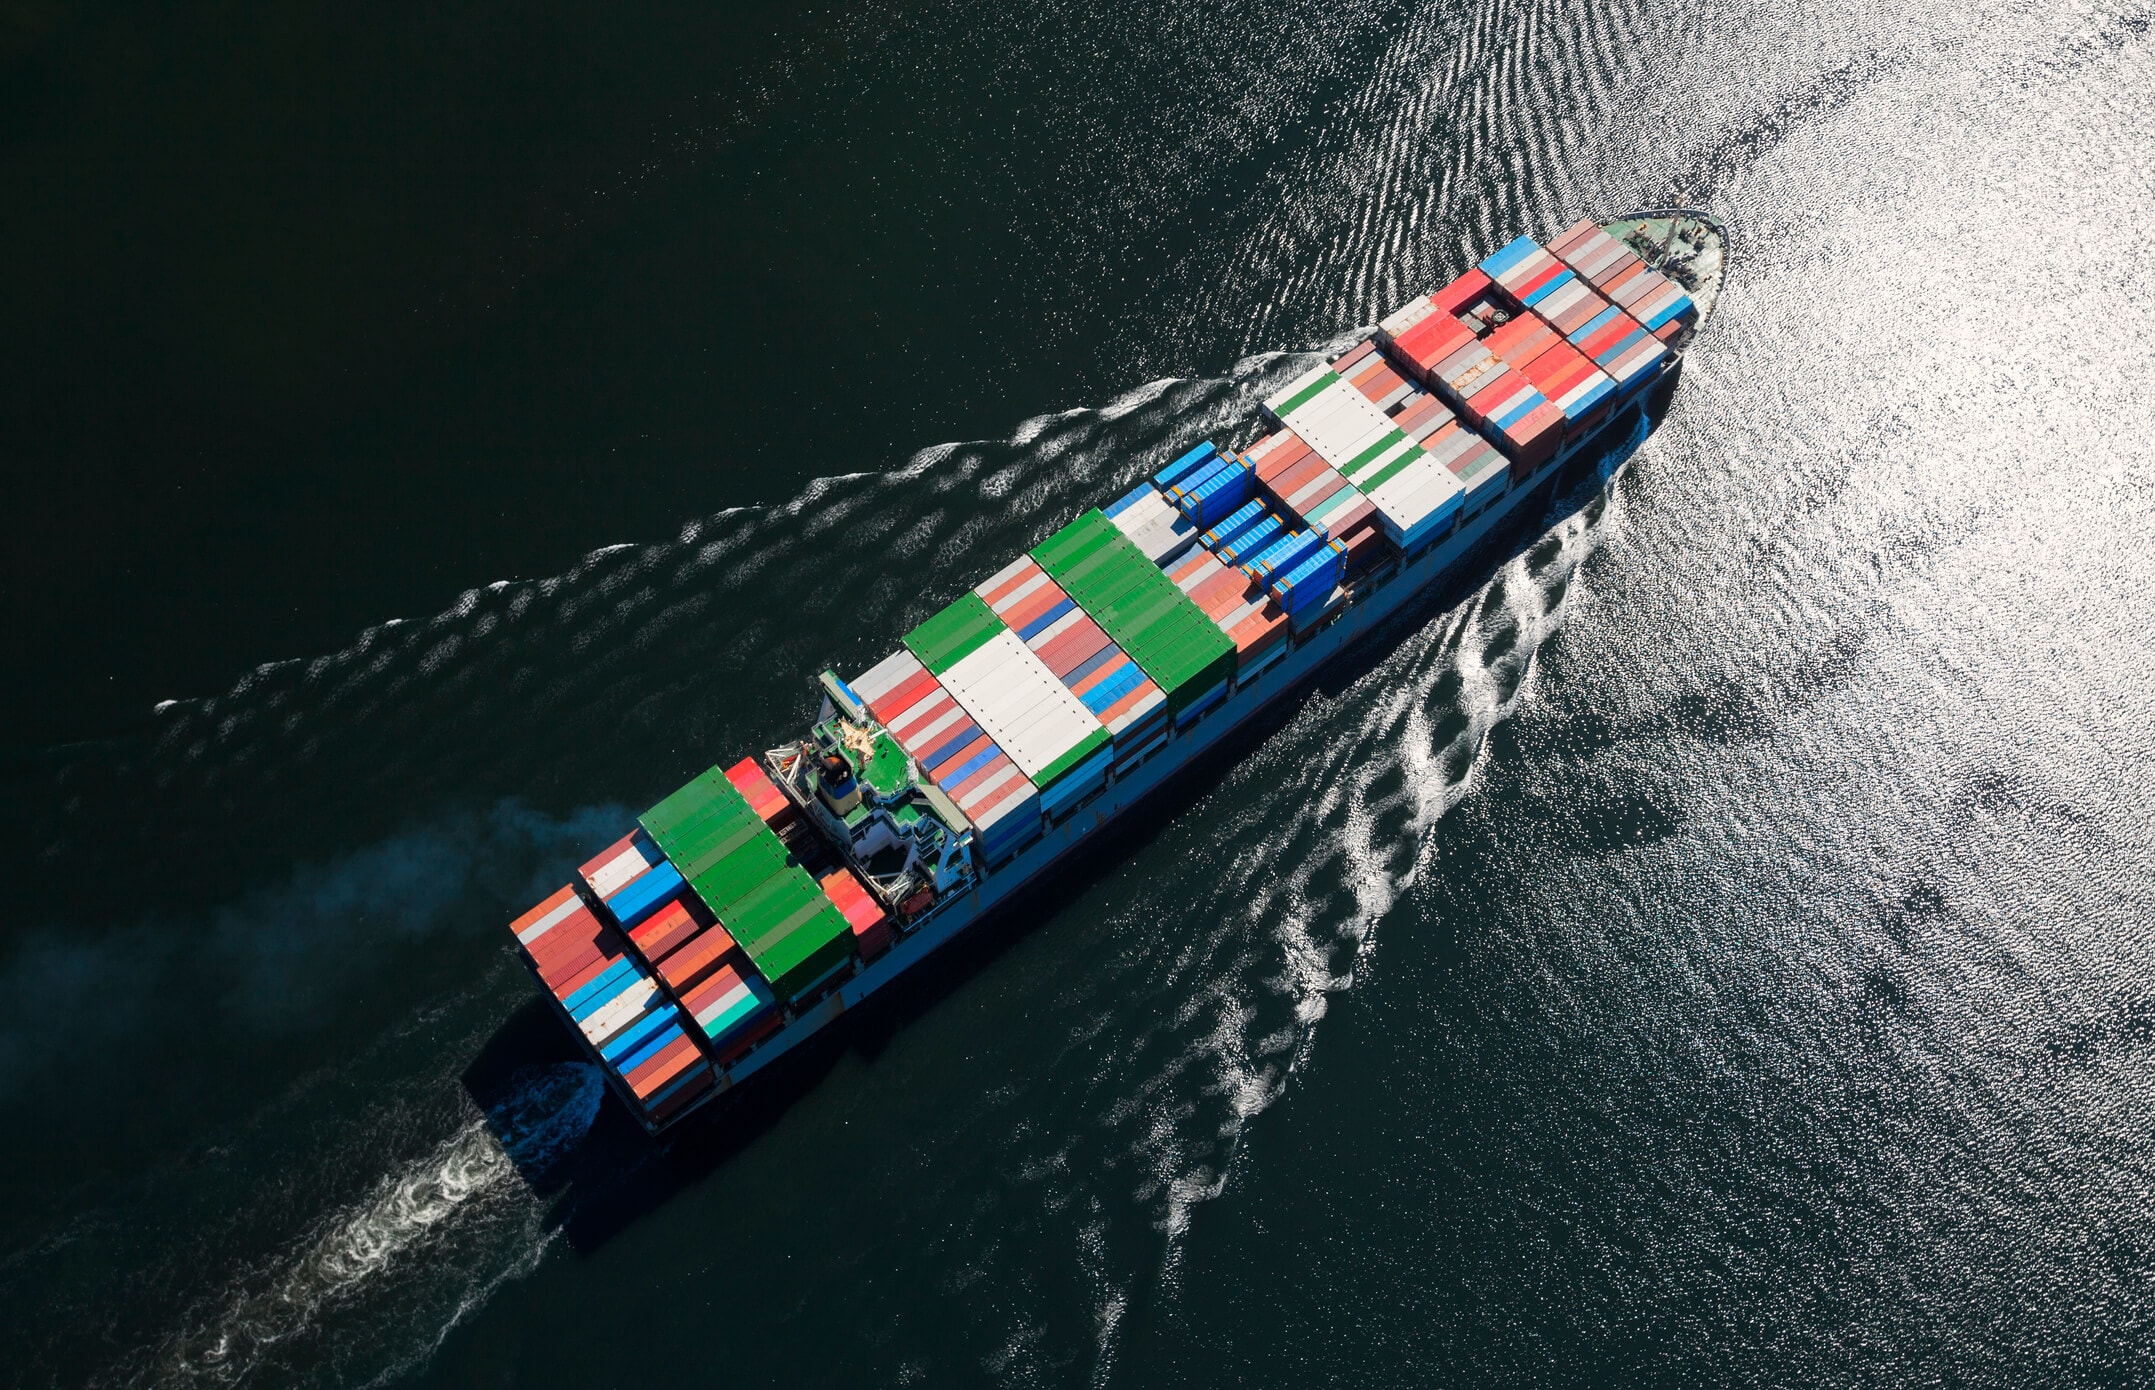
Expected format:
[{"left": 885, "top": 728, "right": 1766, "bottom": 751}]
[
  {"left": 585, "top": 841, "right": 656, "bottom": 899},
  {"left": 941, "top": 630, "right": 1104, "bottom": 780},
  {"left": 1264, "top": 364, "right": 1337, "bottom": 415},
  {"left": 1379, "top": 294, "right": 1436, "bottom": 340},
  {"left": 851, "top": 648, "right": 925, "bottom": 707}
]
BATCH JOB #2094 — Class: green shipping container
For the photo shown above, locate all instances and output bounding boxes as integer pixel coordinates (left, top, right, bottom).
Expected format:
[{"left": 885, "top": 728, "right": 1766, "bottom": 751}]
[
  {"left": 640, "top": 766, "right": 745, "bottom": 841},
  {"left": 1035, "top": 511, "right": 1234, "bottom": 712},
  {"left": 751, "top": 902, "right": 857, "bottom": 1001},
  {"left": 687, "top": 832, "right": 791, "bottom": 922},
  {"left": 659, "top": 797, "right": 765, "bottom": 880},
  {"left": 904, "top": 590, "right": 1004, "bottom": 675},
  {"left": 727, "top": 866, "right": 856, "bottom": 1000}
]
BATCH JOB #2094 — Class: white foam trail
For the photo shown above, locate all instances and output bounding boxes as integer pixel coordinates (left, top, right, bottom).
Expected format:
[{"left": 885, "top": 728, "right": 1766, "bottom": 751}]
[
  {"left": 129, "top": 1065, "right": 601, "bottom": 1390},
  {"left": 1132, "top": 437, "right": 1640, "bottom": 1295}
]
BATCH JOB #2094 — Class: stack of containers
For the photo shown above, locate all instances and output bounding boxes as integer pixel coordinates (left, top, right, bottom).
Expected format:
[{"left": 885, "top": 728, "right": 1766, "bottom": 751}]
[
  {"left": 584, "top": 827, "right": 775, "bottom": 1065},
  {"left": 1032, "top": 511, "right": 1239, "bottom": 729},
  {"left": 678, "top": 962, "right": 779, "bottom": 1067},
  {"left": 724, "top": 757, "right": 797, "bottom": 832},
  {"left": 1479, "top": 235, "right": 1577, "bottom": 311},
  {"left": 1103, "top": 482, "right": 1199, "bottom": 568},
  {"left": 850, "top": 649, "right": 1043, "bottom": 864},
  {"left": 1563, "top": 298, "right": 1667, "bottom": 397},
  {"left": 973, "top": 555, "right": 1170, "bottom": 762},
  {"left": 1422, "top": 420, "right": 1512, "bottom": 516},
  {"left": 1209, "top": 506, "right": 1288, "bottom": 568},
  {"left": 643, "top": 768, "right": 857, "bottom": 1005},
  {"left": 1245, "top": 428, "right": 1380, "bottom": 565},
  {"left": 1389, "top": 388, "right": 1456, "bottom": 445},
  {"left": 1199, "top": 499, "right": 1262, "bottom": 553},
  {"left": 626, "top": 896, "right": 704, "bottom": 968},
  {"left": 1242, "top": 527, "right": 1348, "bottom": 628},
  {"left": 1165, "top": 546, "right": 1290, "bottom": 677},
  {"left": 1156, "top": 442, "right": 1257, "bottom": 532},
  {"left": 906, "top": 592, "right": 1117, "bottom": 822},
  {"left": 1263, "top": 366, "right": 1466, "bottom": 552},
  {"left": 1546, "top": 217, "right": 1698, "bottom": 338},
  {"left": 1377, "top": 276, "right": 1565, "bottom": 467},
  {"left": 1485, "top": 313, "right": 1617, "bottom": 435},
  {"left": 1329, "top": 341, "right": 1418, "bottom": 411},
  {"left": 1377, "top": 270, "right": 1494, "bottom": 379},
  {"left": 1476, "top": 234, "right": 1670, "bottom": 404},
  {"left": 818, "top": 866, "right": 893, "bottom": 962},
  {"left": 653, "top": 914, "right": 738, "bottom": 997},
  {"left": 509, "top": 887, "right": 715, "bottom": 1123},
  {"left": 1481, "top": 236, "right": 1607, "bottom": 334}
]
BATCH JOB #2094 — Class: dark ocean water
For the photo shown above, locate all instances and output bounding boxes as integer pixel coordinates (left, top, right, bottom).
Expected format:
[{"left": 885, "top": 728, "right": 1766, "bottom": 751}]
[{"left": 7, "top": 0, "right": 2155, "bottom": 1385}]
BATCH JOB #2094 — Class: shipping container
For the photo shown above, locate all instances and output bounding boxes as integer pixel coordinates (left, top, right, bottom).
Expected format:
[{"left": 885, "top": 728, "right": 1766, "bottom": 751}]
[
  {"left": 818, "top": 865, "right": 892, "bottom": 961},
  {"left": 580, "top": 832, "right": 663, "bottom": 903},
  {"left": 1104, "top": 481, "right": 1201, "bottom": 568},
  {"left": 1032, "top": 510, "right": 1239, "bottom": 718},
  {"left": 1165, "top": 547, "right": 1290, "bottom": 670}
]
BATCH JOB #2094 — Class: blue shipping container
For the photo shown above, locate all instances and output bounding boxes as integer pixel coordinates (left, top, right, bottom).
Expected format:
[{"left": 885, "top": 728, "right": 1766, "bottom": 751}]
[{"left": 605, "top": 860, "right": 685, "bottom": 931}]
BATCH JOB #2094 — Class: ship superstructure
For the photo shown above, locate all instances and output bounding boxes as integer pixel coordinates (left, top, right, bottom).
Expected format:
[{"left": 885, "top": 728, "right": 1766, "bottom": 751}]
[{"left": 507, "top": 215, "right": 1725, "bottom": 1131}]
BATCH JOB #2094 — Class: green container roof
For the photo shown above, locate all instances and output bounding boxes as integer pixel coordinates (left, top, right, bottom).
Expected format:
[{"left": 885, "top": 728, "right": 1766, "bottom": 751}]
[
  {"left": 640, "top": 766, "right": 746, "bottom": 840},
  {"left": 725, "top": 865, "right": 819, "bottom": 943},
  {"left": 905, "top": 590, "right": 1003, "bottom": 675},
  {"left": 642, "top": 760, "right": 863, "bottom": 1004},
  {"left": 1034, "top": 511, "right": 1234, "bottom": 711},
  {"left": 1034, "top": 726, "right": 1113, "bottom": 788},
  {"left": 659, "top": 798, "right": 764, "bottom": 880},
  {"left": 688, "top": 833, "right": 791, "bottom": 922},
  {"left": 753, "top": 903, "right": 856, "bottom": 1001}
]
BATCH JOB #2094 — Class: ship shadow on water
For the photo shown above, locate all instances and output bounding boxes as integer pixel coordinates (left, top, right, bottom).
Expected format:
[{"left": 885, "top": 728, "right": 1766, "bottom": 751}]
[{"left": 459, "top": 369, "right": 1677, "bottom": 1255}]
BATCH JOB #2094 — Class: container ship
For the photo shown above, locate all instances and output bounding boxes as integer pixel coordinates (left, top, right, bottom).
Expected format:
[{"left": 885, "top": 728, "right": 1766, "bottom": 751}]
[{"left": 508, "top": 213, "right": 1729, "bottom": 1132}]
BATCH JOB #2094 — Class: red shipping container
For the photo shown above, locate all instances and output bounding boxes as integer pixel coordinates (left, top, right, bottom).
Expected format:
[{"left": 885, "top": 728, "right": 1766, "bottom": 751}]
[
  {"left": 866, "top": 667, "right": 938, "bottom": 723},
  {"left": 1519, "top": 335, "right": 1591, "bottom": 389},
  {"left": 510, "top": 886, "right": 585, "bottom": 949},
  {"left": 1329, "top": 339, "right": 1379, "bottom": 374},
  {"left": 1034, "top": 617, "right": 1111, "bottom": 676},
  {"left": 628, "top": 1035, "right": 703, "bottom": 1096},
  {"left": 925, "top": 732, "right": 993, "bottom": 780},
  {"left": 1603, "top": 262, "right": 1646, "bottom": 303},
  {"left": 629, "top": 898, "right": 701, "bottom": 965},
  {"left": 1253, "top": 438, "right": 1315, "bottom": 486},
  {"left": 975, "top": 559, "right": 1040, "bottom": 609},
  {"left": 1391, "top": 392, "right": 1446, "bottom": 431},
  {"left": 1509, "top": 258, "right": 1568, "bottom": 304},
  {"left": 523, "top": 913, "right": 599, "bottom": 971},
  {"left": 821, "top": 878, "right": 884, "bottom": 966},
  {"left": 1282, "top": 468, "right": 1348, "bottom": 520},
  {"left": 1654, "top": 319, "right": 1685, "bottom": 343},
  {"left": 1511, "top": 401, "right": 1567, "bottom": 470},
  {"left": 1265, "top": 450, "right": 1335, "bottom": 502},
  {"left": 529, "top": 918, "right": 609, "bottom": 977},
  {"left": 725, "top": 757, "right": 795, "bottom": 826},
  {"left": 712, "top": 1008, "right": 785, "bottom": 1066},
  {"left": 549, "top": 949, "right": 624, "bottom": 1003},
  {"left": 998, "top": 581, "right": 1065, "bottom": 633},
  {"left": 578, "top": 834, "right": 659, "bottom": 900},
  {"left": 1486, "top": 313, "right": 1557, "bottom": 368},
  {"left": 1393, "top": 317, "right": 1477, "bottom": 382},
  {"left": 647, "top": 1068, "right": 715, "bottom": 1123},
  {"left": 949, "top": 752, "right": 1017, "bottom": 803},
  {"left": 658, "top": 925, "right": 739, "bottom": 994},
  {"left": 1353, "top": 365, "right": 1408, "bottom": 403},
  {"left": 536, "top": 935, "right": 608, "bottom": 990},
  {"left": 1547, "top": 217, "right": 1599, "bottom": 254},
  {"left": 1429, "top": 268, "right": 1494, "bottom": 317}
]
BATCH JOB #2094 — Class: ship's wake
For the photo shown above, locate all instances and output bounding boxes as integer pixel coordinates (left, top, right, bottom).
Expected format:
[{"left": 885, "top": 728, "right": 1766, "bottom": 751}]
[{"left": 122, "top": 1066, "right": 598, "bottom": 1390}]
